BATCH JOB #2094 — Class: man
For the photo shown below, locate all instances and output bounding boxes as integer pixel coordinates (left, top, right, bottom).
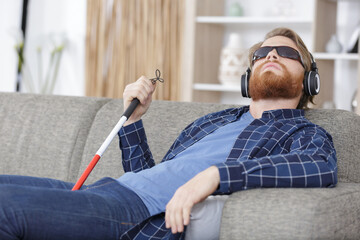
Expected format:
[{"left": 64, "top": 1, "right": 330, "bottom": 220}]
[{"left": 0, "top": 28, "right": 337, "bottom": 240}]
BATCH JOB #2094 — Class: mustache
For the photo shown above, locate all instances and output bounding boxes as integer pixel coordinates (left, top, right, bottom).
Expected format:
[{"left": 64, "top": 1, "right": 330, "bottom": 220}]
[{"left": 257, "top": 60, "right": 285, "bottom": 69}]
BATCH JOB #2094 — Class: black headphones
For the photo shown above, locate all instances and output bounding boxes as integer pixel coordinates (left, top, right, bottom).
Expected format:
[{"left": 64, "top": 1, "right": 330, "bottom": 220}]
[{"left": 240, "top": 53, "right": 320, "bottom": 98}]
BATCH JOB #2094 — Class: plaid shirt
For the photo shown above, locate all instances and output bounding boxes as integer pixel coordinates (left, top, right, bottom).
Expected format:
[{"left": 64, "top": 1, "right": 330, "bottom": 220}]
[{"left": 118, "top": 106, "right": 337, "bottom": 240}]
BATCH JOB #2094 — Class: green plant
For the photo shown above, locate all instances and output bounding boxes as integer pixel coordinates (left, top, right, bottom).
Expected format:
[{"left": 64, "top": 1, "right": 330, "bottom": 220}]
[{"left": 15, "top": 33, "right": 66, "bottom": 94}]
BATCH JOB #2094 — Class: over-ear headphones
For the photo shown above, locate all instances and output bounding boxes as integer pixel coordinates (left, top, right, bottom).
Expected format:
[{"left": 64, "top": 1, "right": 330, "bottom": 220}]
[
  {"left": 240, "top": 53, "right": 320, "bottom": 98},
  {"left": 303, "top": 54, "right": 320, "bottom": 96},
  {"left": 240, "top": 68, "right": 251, "bottom": 98}
]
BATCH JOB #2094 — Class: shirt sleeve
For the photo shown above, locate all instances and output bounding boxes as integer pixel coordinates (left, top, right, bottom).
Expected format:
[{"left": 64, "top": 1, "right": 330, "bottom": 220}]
[
  {"left": 214, "top": 126, "right": 337, "bottom": 194},
  {"left": 118, "top": 120, "right": 155, "bottom": 173}
]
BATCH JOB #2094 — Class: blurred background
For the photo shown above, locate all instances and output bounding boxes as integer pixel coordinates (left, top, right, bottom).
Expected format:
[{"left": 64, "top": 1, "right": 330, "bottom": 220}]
[{"left": 0, "top": 0, "right": 359, "bottom": 113}]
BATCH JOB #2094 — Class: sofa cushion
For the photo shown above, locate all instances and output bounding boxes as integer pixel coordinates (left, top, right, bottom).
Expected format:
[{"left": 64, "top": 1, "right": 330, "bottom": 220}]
[
  {"left": 220, "top": 182, "right": 360, "bottom": 240},
  {"left": 305, "top": 109, "right": 360, "bottom": 183},
  {"left": 78, "top": 99, "right": 126, "bottom": 183},
  {"left": 0, "top": 93, "right": 110, "bottom": 182},
  {"left": 79, "top": 100, "right": 237, "bottom": 184},
  {"left": 143, "top": 100, "right": 236, "bottom": 164}
]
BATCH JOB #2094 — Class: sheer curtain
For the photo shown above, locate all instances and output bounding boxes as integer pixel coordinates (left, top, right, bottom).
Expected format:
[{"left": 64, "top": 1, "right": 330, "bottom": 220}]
[{"left": 85, "top": 0, "right": 184, "bottom": 101}]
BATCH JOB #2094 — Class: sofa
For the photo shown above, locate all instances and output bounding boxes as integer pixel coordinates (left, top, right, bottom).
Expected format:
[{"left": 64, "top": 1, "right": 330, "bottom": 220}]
[{"left": 0, "top": 92, "right": 359, "bottom": 239}]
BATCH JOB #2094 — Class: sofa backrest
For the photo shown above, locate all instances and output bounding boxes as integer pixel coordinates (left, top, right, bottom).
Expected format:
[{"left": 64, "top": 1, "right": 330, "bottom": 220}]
[
  {"left": 0, "top": 93, "right": 110, "bottom": 182},
  {"left": 1, "top": 93, "right": 359, "bottom": 185},
  {"left": 80, "top": 99, "right": 360, "bottom": 184},
  {"left": 78, "top": 99, "right": 125, "bottom": 183},
  {"left": 79, "top": 100, "right": 232, "bottom": 183},
  {"left": 305, "top": 109, "right": 360, "bottom": 183}
]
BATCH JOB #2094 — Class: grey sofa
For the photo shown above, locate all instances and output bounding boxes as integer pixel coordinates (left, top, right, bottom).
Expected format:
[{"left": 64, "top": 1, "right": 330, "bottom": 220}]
[{"left": 0, "top": 92, "right": 359, "bottom": 239}]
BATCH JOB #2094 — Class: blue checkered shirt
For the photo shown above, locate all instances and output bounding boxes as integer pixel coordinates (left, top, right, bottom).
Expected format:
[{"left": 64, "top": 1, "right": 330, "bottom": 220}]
[{"left": 118, "top": 106, "right": 337, "bottom": 239}]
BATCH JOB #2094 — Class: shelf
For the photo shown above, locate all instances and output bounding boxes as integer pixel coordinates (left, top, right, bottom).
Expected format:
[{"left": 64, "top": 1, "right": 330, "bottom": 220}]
[
  {"left": 193, "top": 83, "right": 241, "bottom": 92},
  {"left": 327, "top": 0, "right": 360, "bottom": 2},
  {"left": 188, "top": 0, "right": 360, "bottom": 112},
  {"left": 313, "top": 52, "right": 359, "bottom": 60},
  {"left": 196, "top": 16, "right": 312, "bottom": 24}
]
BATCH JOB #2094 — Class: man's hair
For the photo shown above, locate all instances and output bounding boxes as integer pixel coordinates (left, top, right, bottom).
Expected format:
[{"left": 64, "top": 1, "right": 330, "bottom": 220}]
[{"left": 247, "top": 27, "right": 315, "bottom": 109}]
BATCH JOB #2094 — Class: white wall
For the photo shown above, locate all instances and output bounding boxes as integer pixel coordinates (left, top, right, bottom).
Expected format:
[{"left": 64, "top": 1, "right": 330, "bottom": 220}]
[
  {"left": 1, "top": 0, "right": 358, "bottom": 106},
  {"left": 0, "top": 0, "right": 22, "bottom": 92},
  {"left": 0, "top": 0, "right": 86, "bottom": 96}
]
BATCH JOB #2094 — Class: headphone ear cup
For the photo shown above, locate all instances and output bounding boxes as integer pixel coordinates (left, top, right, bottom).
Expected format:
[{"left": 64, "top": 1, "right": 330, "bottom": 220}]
[
  {"left": 241, "top": 68, "right": 251, "bottom": 98},
  {"left": 303, "top": 71, "right": 320, "bottom": 96},
  {"left": 303, "top": 71, "right": 310, "bottom": 96}
]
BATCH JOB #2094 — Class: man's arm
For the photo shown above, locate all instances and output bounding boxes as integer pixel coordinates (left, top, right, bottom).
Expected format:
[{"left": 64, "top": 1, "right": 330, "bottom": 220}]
[
  {"left": 165, "top": 166, "right": 220, "bottom": 234},
  {"left": 119, "top": 120, "right": 155, "bottom": 172},
  {"left": 119, "top": 76, "right": 157, "bottom": 173},
  {"left": 165, "top": 125, "right": 337, "bottom": 234},
  {"left": 214, "top": 127, "right": 337, "bottom": 194}
]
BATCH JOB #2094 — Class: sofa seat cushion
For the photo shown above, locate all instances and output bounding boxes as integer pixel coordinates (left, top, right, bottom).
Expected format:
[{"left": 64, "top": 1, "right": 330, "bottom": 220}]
[{"left": 220, "top": 183, "right": 360, "bottom": 240}]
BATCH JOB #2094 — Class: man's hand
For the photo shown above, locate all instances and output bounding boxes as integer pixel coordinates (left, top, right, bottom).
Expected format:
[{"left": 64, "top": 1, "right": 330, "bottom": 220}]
[
  {"left": 123, "top": 76, "right": 156, "bottom": 126},
  {"left": 165, "top": 166, "right": 220, "bottom": 234}
]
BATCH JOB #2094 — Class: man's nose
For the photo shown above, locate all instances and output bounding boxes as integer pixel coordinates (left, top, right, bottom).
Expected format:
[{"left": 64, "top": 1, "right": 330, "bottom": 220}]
[{"left": 266, "top": 48, "right": 279, "bottom": 61}]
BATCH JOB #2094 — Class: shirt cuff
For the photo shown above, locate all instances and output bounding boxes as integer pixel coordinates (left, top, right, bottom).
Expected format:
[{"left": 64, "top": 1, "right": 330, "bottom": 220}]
[
  {"left": 214, "top": 162, "right": 245, "bottom": 194},
  {"left": 118, "top": 119, "right": 147, "bottom": 148}
]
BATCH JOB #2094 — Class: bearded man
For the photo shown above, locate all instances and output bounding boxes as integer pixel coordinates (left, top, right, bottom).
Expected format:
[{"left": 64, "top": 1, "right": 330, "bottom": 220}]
[{"left": 0, "top": 28, "right": 336, "bottom": 240}]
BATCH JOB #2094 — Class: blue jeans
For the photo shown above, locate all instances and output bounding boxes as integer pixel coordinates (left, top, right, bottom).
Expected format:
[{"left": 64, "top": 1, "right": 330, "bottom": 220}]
[{"left": 0, "top": 175, "right": 150, "bottom": 240}]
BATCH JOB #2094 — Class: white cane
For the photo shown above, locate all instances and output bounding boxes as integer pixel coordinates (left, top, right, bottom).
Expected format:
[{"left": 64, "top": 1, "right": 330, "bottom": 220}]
[{"left": 72, "top": 70, "right": 164, "bottom": 191}]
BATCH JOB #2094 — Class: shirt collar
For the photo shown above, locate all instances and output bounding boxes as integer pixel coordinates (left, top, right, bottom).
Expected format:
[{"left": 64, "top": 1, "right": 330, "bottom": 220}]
[
  {"left": 260, "top": 108, "right": 304, "bottom": 120},
  {"left": 225, "top": 106, "right": 304, "bottom": 123}
]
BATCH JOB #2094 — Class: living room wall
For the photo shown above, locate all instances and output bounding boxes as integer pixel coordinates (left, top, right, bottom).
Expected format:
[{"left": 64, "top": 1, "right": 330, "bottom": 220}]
[
  {"left": 0, "top": 0, "right": 359, "bottom": 111},
  {"left": 0, "top": 0, "right": 22, "bottom": 92},
  {"left": 0, "top": 0, "right": 86, "bottom": 96}
]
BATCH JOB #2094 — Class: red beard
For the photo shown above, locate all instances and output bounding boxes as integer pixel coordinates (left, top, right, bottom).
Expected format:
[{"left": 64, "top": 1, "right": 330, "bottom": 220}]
[{"left": 249, "top": 61, "right": 303, "bottom": 101}]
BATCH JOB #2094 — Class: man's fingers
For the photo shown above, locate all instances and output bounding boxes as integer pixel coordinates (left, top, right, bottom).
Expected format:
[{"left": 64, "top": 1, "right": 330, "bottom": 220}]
[
  {"left": 124, "top": 76, "right": 155, "bottom": 100},
  {"left": 124, "top": 84, "right": 150, "bottom": 106},
  {"left": 170, "top": 208, "right": 178, "bottom": 234},
  {"left": 174, "top": 208, "right": 184, "bottom": 233},
  {"left": 132, "top": 89, "right": 148, "bottom": 105},
  {"left": 138, "top": 75, "right": 156, "bottom": 94},
  {"left": 183, "top": 207, "right": 191, "bottom": 226},
  {"left": 165, "top": 202, "right": 181, "bottom": 234},
  {"left": 137, "top": 77, "right": 153, "bottom": 93},
  {"left": 165, "top": 204, "right": 171, "bottom": 229},
  {"left": 165, "top": 201, "right": 192, "bottom": 234}
]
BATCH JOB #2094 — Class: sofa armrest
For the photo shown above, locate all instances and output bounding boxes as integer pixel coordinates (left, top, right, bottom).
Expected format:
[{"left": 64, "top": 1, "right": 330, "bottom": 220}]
[{"left": 219, "top": 183, "right": 360, "bottom": 240}]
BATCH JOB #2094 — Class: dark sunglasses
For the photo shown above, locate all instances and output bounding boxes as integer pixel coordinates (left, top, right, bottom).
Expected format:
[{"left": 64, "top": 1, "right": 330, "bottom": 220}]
[{"left": 252, "top": 46, "right": 304, "bottom": 68}]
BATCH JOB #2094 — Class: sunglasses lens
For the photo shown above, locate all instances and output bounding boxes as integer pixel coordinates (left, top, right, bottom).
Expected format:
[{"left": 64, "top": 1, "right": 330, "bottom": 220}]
[
  {"left": 253, "top": 47, "right": 272, "bottom": 62},
  {"left": 277, "top": 46, "right": 301, "bottom": 60},
  {"left": 254, "top": 47, "right": 272, "bottom": 58}
]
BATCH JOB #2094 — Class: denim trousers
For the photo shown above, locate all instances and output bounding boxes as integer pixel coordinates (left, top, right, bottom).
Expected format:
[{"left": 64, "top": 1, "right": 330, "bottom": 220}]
[{"left": 0, "top": 175, "right": 150, "bottom": 240}]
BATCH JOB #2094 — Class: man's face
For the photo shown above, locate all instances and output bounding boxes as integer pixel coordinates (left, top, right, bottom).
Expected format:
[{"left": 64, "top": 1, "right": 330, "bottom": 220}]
[{"left": 249, "top": 36, "right": 305, "bottom": 101}]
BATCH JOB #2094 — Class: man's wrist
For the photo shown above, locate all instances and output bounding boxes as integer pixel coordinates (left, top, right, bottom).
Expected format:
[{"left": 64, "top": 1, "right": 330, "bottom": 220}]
[
  {"left": 124, "top": 117, "right": 141, "bottom": 126},
  {"left": 119, "top": 119, "right": 146, "bottom": 148},
  {"left": 208, "top": 166, "right": 220, "bottom": 190}
]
